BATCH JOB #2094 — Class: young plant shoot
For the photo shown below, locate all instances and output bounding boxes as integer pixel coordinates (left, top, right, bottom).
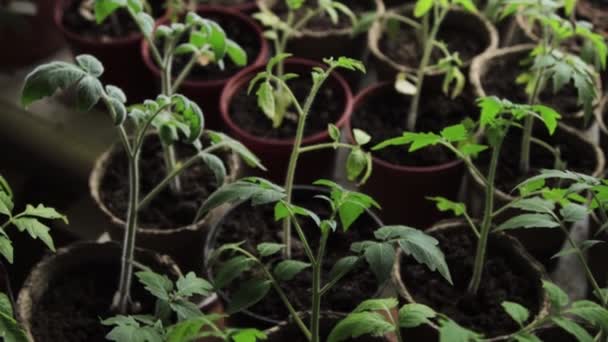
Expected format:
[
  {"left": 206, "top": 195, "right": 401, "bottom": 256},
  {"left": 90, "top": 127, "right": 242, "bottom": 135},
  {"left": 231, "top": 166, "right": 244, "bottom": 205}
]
[
  {"left": 253, "top": 0, "right": 356, "bottom": 128},
  {"left": 103, "top": 270, "right": 267, "bottom": 342},
  {"left": 381, "top": 0, "right": 476, "bottom": 131},
  {"left": 374, "top": 96, "right": 561, "bottom": 293},
  {"left": 248, "top": 54, "right": 372, "bottom": 258},
  {"left": 20, "top": 53, "right": 262, "bottom": 314},
  {"left": 500, "top": 0, "right": 607, "bottom": 174},
  {"left": 202, "top": 178, "right": 451, "bottom": 342},
  {"left": 95, "top": 0, "right": 248, "bottom": 193}
]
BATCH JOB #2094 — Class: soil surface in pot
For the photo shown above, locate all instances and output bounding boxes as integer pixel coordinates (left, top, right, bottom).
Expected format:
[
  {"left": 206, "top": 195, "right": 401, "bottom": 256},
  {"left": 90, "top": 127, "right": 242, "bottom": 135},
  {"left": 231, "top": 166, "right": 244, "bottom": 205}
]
[
  {"left": 400, "top": 227, "right": 542, "bottom": 337},
  {"left": 212, "top": 196, "right": 381, "bottom": 321},
  {"left": 62, "top": 0, "right": 165, "bottom": 39},
  {"left": 169, "top": 13, "right": 261, "bottom": 81},
  {"left": 481, "top": 50, "right": 588, "bottom": 124},
  {"left": 267, "top": 316, "right": 386, "bottom": 341},
  {"left": 475, "top": 127, "right": 597, "bottom": 194},
  {"left": 273, "top": 0, "right": 376, "bottom": 30},
  {"left": 30, "top": 263, "right": 156, "bottom": 342},
  {"left": 100, "top": 135, "right": 229, "bottom": 229},
  {"left": 379, "top": 16, "right": 485, "bottom": 68},
  {"left": 351, "top": 85, "right": 476, "bottom": 166},
  {"left": 230, "top": 76, "right": 344, "bottom": 139}
]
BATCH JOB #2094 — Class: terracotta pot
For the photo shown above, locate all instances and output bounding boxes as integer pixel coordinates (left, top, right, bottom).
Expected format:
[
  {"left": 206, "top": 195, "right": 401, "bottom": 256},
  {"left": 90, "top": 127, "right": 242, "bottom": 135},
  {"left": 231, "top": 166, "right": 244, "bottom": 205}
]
[
  {"left": 90, "top": 135, "right": 242, "bottom": 271},
  {"left": 220, "top": 58, "right": 353, "bottom": 184},
  {"left": 17, "top": 241, "right": 221, "bottom": 341},
  {"left": 142, "top": 5, "right": 270, "bottom": 129},
  {"left": 368, "top": 5, "right": 498, "bottom": 81},
  {"left": 347, "top": 82, "right": 465, "bottom": 227},
  {"left": 0, "top": 0, "right": 64, "bottom": 67},
  {"left": 393, "top": 220, "right": 550, "bottom": 341},
  {"left": 470, "top": 44, "right": 603, "bottom": 141},
  {"left": 54, "top": 0, "right": 160, "bottom": 103},
  {"left": 203, "top": 186, "right": 385, "bottom": 329},
  {"left": 264, "top": 311, "right": 396, "bottom": 341}
]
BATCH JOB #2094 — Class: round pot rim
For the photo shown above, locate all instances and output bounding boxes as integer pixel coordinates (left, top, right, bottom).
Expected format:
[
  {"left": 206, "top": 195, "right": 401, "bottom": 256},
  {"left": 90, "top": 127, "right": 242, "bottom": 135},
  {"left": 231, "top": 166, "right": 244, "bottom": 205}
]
[
  {"left": 346, "top": 81, "right": 464, "bottom": 173},
  {"left": 89, "top": 134, "right": 242, "bottom": 236},
  {"left": 219, "top": 57, "right": 354, "bottom": 147},
  {"left": 141, "top": 5, "right": 270, "bottom": 89},
  {"left": 368, "top": 5, "right": 499, "bottom": 76},
  {"left": 391, "top": 219, "right": 550, "bottom": 341},
  {"left": 256, "top": 0, "right": 385, "bottom": 37},
  {"left": 54, "top": 0, "right": 145, "bottom": 47},
  {"left": 203, "top": 185, "right": 386, "bottom": 326},
  {"left": 469, "top": 44, "right": 603, "bottom": 127}
]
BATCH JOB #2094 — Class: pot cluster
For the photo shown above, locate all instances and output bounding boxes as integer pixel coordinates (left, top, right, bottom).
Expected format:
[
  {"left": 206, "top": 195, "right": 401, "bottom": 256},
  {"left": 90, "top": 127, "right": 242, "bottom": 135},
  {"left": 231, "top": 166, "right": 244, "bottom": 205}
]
[{"left": 3, "top": 0, "right": 608, "bottom": 341}]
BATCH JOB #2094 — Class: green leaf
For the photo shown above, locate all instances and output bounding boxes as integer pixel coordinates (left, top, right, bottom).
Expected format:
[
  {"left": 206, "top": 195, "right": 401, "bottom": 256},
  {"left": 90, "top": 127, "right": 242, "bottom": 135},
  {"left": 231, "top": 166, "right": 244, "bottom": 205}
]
[
  {"left": 328, "top": 312, "right": 394, "bottom": 342},
  {"left": 199, "top": 152, "right": 226, "bottom": 186},
  {"left": 363, "top": 242, "right": 395, "bottom": 284},
  {"left": 0, "top": 236, "right": 13, "bottom": 264},
  {"left": 136, "top": 12, "right": 154, "bottom": 37},
  {"left": 353, "top": 298, "right": 398, "bottom": 313},
  {"left": 560, "top": 203, "right": 587, "bottom": 222},
  {"left": 478, "top": 96, "right": 503, "bottom": 127},
  {"left": 166, "top": 318, "right": 208, "bottom": 342},
  {"left": 94, "top": 0, "right": 126, "bottom": 24},
  {"left": 0, "top": 176, "right": 12, "bottom": 198},
  {"left": 257, "top": 82, "right": 275, "bottom": 122},
  {"left": 230, "top": 328, "right": 268, "bottom": 342},
  {"left": 214, "top": 256, "right": 255, "bottom": 289},
  {"left": 510, "top": 197, "right": 555, "bottom": 214},
  {"left": 513, "top": 333, "right": 542, "bottom": 342},
  {"left": 273, "top": 260, "right": 310, "bottom": 281},
  {"left": 543, "top": 281, "right": 569, "bottom": 309},
  {"left": 532, "top": 105, "right": 560, "bottom": 135},
  {"left": 568, "top": 300, "right": 608, "bottom": 331},
  {"left": 454, "top": 0, "right": 477, "bottom": 12},
  {"left": 495, "top": 214, "right": 559, "bottom": 231},
  {"left": 438, "top": 318, "right": 482, "bottom": 342},
  {"left": 375, "top": 226, "right": 452, "bottom": 284},
  {"left": 208, "top": 131, "right": 265, "bottom": 170},
  {"left": 459, "top": 143, "right": 488, "bottom": 157},
  {"left": 170, "top": 299, "right": 203, "bottom": 320},
  {"left": 414, "top": 0, "right": 434, "bottom": 17},
  {"left": 440, "top": 124, "right": 468, "bottom": 142},
  {"left": 256, "top": 243, "right": 284, "bottom": 257},
  {"left": 76, "top": 55, "right": 104, "bottom": 77},
  {"left": 328, "top": 124, "right": 341, "bottom": 142},
  {"left": 353, "top": 129, "right": 371, "bottom": 145},
  {"left": 329, "top": 256, "right": 359, "bottom": 281},
  {"left": 22, "top": 204, "right": 67, "bottom": 223},
  {"left": 346, "top": 149, "right": 368, "bottom": 182},
  {"left": 12, "top": 217, "right": 54, "bottom": 252},
  {"left": 501, "top": 301, "right": 529, "bottom": 326},
  {"left": 0, "top": 192, "right": 13, "bottom": 217},
  {"left": 176, "top": 272, "right": 212, "bottom": 298},
  {"left": 427, "top": 197, "right": 466, "bottom": 216},
  {"left": 551, "top": 317, "right": 593, "bottom": 342},
  {"left": 399, "top": 303, "right": 436, "bottom": 328},
  {"left": 0, "top": 296, "right": 29, "bottom": 342},
  {"left": 403, "top": 132, "right": 442, "bottom": 152},
  {"left": 226, "top": 39, "right": 247, "bottom": 67},
  {"left": 552, "top": 240, "right": 604, "bottom": 259},
  {"left": 286, "top": 0, "right": 304, "bottom": 9},
  {"left": 135, "top": 271, "right": 173, "bottom": 301},
  {"left": 227, "top": 279, "right": 271, "bottom": 314}
]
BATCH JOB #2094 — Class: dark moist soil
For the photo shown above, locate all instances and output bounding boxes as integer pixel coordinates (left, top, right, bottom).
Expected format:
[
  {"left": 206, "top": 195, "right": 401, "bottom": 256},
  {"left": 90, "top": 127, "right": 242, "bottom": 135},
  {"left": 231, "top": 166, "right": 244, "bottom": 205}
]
[
  {"left": 351, "top": 85, "right": 476, "bottom": 166},
  {"left": 401, "top": 227, "right": 542, "bottom": 337},
  {"left": 476, "top": 123, "right": 597, "bottom": 193},
  {"left": 30, "top": 263, "right": 156, "bottom": 342},
  {"left": 380, "top": 17, "right": 485, "bottom": 68},
  {"left": 267, "top": 317, "right": 386, "bottom": 341},
  {"left": 212, "top": 194, "right": 381, "bottom": 322},
  {"left": 230, "top": 76, "right": 344, "bottom": 139},
  {"left": 100, "top": 135, "right": 230, "bottom": 229},
  {"left": 170, "top": 13, "right": 261, "bottom": 81},
  {"left": 482, "top": 51, "right": 586, "bottom": 126},
  {"left": 273, "top": 0, "right": 376, "bottom": 31},
  {"left": 62, "top": 0, "right": 165, "bottom": 40},
  {"left": 207, "top": 0, "right": 252, "bottom": 5}
]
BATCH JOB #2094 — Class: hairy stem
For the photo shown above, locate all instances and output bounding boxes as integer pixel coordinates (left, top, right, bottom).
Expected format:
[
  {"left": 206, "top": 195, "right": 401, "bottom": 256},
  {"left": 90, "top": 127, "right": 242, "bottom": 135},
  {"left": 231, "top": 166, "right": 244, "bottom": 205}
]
[
  {"left": 468, "top": 133, "right": 504, "bottom": 293},
  {"left": 311, "top": 228, "right": 329, "bottom": 342},
  {"left": 406, "top": 9, "right": 447, "bottom": 131}
]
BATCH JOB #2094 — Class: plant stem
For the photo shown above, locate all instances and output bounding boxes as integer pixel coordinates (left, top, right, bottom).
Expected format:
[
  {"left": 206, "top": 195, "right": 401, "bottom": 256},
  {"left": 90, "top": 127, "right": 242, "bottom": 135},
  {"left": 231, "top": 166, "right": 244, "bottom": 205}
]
[
  {"left": 519, "top": 71, "right": 544, "bottom": 175},
  {"left": 467, "top": 132, "right": 504, "bottom": 294},
  {"left": 298, "top": 142, "right": 356, "bottom": 154},
  {"left": 162, "top": 142, "right": 183, "bottom": 193},
  {"left": 406, "top": 9, "right": 447, "bottom": 131},
  {"left": 171, "top": 52, "right": 199, "bottom": 93},
  {"left": 311, "top": 228, "right": 329, "bottom": 342},
  {"left": 114, "top": 150, "right": 141, "bottom": 313}
]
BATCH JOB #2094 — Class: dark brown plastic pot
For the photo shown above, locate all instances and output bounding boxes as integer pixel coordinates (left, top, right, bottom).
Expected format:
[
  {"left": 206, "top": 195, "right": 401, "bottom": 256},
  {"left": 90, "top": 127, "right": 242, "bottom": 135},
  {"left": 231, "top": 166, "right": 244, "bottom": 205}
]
[
  {"left": 16, "top": 241, "right": 221, "bottom": 341},
  {"left": 89, "top": 136, "right": 242, "bottom": 271},
  {"left": 470, "top": 44, "right": 603, "bottom": 140},
  {"left": 220, "top": 58, "right": 353, "bottom": 184},
  {"left": 264, "top": 312, "right": 396, "bottom": 341},
  {"left": 368, "top": 5, "right": 498, "bottom": 81},
  {"left": 203, "top": 186, "right": 385, "bottom": 329},
  {"left": 393, "top": 220, "right": 550, "bottom": 341},
  {"left": 0, "top": 0, "right": 64, "bottom": 68},
  {"left": 141, "top": 5, "right": 270, "bottom": 129},
  {"left": 55, "top": 0, "right": 158, "bottom": 103},
  {"left": 347, "top": 82, "right": 465, "bottom": 227}
]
